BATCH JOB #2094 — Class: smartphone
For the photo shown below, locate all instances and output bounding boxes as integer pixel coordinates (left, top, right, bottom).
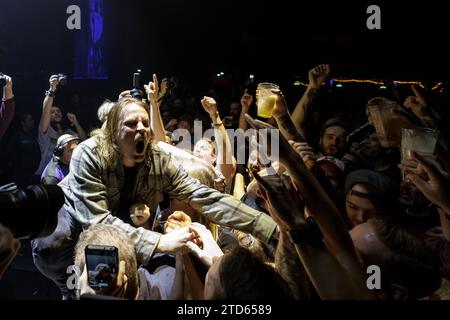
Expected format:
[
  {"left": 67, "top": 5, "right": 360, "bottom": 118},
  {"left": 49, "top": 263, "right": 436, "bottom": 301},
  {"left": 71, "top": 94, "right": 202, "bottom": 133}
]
[
  {"left": 85, "top": 245, "right": 119, "bottom": 290},
  {"left": 133, "top": 72, "right": 141, "bottom": 89}
]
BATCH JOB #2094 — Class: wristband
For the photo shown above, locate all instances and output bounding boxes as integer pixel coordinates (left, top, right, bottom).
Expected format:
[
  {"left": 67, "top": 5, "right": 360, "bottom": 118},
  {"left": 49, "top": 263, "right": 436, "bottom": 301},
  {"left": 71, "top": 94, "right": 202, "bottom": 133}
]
[{"left": 45, "top": 89, "right": 56, "bottom": 97}]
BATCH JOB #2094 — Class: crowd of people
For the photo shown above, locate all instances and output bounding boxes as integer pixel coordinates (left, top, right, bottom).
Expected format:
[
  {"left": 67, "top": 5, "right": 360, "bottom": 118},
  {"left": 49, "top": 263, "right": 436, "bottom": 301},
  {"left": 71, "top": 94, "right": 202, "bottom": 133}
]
[{"left": 0, "top": 63, "right": 449, "bottom": 300}]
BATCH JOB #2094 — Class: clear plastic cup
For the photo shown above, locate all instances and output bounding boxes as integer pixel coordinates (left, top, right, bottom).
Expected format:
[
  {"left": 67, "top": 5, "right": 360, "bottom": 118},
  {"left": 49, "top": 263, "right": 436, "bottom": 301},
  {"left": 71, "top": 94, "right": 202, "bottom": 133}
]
[
  {"left": 256, "top": 82, "right": 279, "bottom": 118},
  {"left": 401, "top": 126, "right": 439, "bottom": 180},
  {"left": 401, "top": 127, "right": 439, "bottom": 160}
]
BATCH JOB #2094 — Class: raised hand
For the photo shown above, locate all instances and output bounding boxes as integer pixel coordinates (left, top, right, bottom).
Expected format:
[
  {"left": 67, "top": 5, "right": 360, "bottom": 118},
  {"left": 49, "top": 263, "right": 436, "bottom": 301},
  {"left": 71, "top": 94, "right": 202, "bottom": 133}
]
[
  {"left": 144, "top": 74, "right": 159, "bottom": 103},
  {"left": 2, "top": 74, "right": 13, "bottom": 100},
  {"left": 403, "top": 85, "right": 435, "bottom": 126},
  {"left": 49, "top": 75, "right": 59, "bottom": 92},
  {"left": 200, "top": 96, "right": 218, "bottom": 116},
  {"left": 240, "top": 89, "right": 254, "bottom": 112},
  {"left": 308, "top": 64, "right": 330, "bottom": 89},
  {"left": 67, "top": 113, "right": 78, "bottom": 124}
]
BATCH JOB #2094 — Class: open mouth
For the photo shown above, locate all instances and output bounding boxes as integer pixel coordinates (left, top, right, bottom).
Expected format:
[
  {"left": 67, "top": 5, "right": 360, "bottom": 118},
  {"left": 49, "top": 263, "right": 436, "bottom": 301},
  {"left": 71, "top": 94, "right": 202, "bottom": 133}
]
[{"left": 135, "top": 139, "right": 145, "bottom": 154}]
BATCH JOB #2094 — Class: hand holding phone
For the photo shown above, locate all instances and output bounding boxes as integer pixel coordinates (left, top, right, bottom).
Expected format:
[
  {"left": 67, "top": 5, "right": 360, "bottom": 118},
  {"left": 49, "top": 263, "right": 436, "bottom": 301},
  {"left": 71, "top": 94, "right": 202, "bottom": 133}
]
[{"left": 85, "top": 245, "right": 119, "bottom": 290}]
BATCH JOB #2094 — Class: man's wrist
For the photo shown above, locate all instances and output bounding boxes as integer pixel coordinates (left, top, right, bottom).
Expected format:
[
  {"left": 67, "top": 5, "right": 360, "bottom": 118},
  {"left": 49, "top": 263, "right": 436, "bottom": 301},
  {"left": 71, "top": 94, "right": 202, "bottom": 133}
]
[
  {"left": 289, "top": 216, "right": 323, "bottom": 245},
  {"left": 210, "top": 112, "right": 220, "bottom": 123},
  {"left": 308, "top": 83, "right": 321, "bottom": 90},
  {"left": 45, "top": 89, "right": 56, "bottom": 97}
]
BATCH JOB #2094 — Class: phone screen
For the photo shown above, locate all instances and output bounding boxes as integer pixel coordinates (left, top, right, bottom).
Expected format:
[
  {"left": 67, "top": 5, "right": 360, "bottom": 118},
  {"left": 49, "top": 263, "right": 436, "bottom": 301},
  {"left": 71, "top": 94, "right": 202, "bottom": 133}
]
[{"left": 85, "top": 245, "right": 119, "bottom": 290}]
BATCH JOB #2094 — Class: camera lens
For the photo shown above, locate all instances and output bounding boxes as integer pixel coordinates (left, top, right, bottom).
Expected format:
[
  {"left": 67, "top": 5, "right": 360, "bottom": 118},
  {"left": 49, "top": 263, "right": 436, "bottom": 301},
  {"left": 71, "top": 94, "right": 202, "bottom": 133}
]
[{"left": 0, "top": 183, "right": 64, "bottom": 240}]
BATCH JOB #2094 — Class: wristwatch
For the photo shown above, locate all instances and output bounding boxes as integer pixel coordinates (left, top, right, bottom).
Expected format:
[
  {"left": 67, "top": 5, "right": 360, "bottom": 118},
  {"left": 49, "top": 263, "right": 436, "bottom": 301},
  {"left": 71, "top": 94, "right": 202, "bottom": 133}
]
[{"left": 289, "top": 217, "right": 323, "bottom": 244}]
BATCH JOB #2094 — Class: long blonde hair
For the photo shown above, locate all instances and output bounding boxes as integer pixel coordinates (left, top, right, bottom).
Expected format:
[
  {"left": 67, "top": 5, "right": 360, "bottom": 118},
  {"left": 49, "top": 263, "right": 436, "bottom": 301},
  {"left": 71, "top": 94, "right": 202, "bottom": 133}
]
[{"left": 91, "top": 97, "right": 152, "bottom": 167}]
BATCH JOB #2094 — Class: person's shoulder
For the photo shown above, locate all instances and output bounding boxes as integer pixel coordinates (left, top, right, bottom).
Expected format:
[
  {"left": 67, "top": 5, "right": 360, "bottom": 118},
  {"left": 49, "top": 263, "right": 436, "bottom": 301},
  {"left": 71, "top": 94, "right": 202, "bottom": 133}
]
[
  {"left": 146, "top": 142, "right": 176, "bottom": 166},
  {"left": 76, "top": 136, "right": 100, "bottom": 152},
  {"left": 71, "top": 137, "right": 103, "bottom": 165}
]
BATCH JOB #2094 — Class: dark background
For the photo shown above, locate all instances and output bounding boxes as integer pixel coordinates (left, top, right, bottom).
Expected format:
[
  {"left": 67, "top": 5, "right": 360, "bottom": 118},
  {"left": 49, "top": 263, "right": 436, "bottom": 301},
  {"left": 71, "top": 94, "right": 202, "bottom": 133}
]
[
  {"left": 1, "top": 0, "right": 449, "bottom": 129},
  {"left": 0, "top": 0, "right": 449, "bottom": 300}
]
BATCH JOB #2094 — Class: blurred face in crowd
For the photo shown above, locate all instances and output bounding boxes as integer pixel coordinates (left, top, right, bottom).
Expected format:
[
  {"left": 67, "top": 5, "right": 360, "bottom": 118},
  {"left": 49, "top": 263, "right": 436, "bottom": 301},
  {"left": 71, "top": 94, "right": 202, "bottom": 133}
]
[
  {"left": 177, "top": 120, "right": 192, "bottom": 132},
  {"left": 229, "top": 102, "right": 241, "bottom": 120},
  {"left": 60, "top": 140, "right": 79, "bottom": 165},
  {"left": 116, "top": 102, "right": 150, "bottom": 167},
  {"left": 319, "top": 125, "right": 347, "bottom": 157},
  {"left": 173, "top": 98, "right": 183, "bottom": 109},
  {"left": 247, "top": 149, "right": 269, "bottom": 180},
  {"left": 345, "top": 184, "right": 380, "bottom": 226},
  {"left": 51, "top": 106, "right": 63, "bottom": 123},
  {"left": 362, "top": 133, "right": 382, "bottom": 158},
  {"left": 317, "top": 162, "right": 342, "bottom": 191},
  {"left": 194, "top": 139, "right": 216, "bottom": 165},
  {"left": 204, "top": 255, "right": 225, "bottom": 299},
  {"left": 21, "top": 114, "right": 35, "bottom": 132}
]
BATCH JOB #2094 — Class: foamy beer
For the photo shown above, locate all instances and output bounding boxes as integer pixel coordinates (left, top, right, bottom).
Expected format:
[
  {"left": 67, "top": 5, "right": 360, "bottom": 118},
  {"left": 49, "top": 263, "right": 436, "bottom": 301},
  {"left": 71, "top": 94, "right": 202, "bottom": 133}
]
[
  {"left": 256, "top": 82, "right": 279, "bottom": 118},
  {"left": 366, "top": 97, "right": 410, "bottom": 148}
]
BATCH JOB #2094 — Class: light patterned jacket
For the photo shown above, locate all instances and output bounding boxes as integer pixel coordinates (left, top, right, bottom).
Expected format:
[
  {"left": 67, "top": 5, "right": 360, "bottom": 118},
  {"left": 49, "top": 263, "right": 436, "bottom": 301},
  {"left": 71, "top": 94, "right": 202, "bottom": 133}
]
[{"left": 59, "top": 137, "right": 276, "bottom": 265}]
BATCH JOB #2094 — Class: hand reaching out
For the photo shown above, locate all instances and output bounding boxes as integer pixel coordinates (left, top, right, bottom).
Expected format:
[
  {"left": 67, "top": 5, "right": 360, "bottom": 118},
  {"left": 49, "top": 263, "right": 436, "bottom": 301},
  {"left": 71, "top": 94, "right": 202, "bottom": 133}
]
[
  {"left": 288, "top": 141, "right": 318, "bottom": 169},
  {"left": 185, "top": 223, "right": 224, "bottom": 268},
  {"left": 164, "top": 211, "right": 192, "bottom": 234},
  {"left": 157, "top": 226, "right": 197, "bottom": 254},
  {"left": 252, "top": 171, "right": 306, "bottom": 231},
  {"left": 403, "top": 152, "right": 450, "bottom": 213}
]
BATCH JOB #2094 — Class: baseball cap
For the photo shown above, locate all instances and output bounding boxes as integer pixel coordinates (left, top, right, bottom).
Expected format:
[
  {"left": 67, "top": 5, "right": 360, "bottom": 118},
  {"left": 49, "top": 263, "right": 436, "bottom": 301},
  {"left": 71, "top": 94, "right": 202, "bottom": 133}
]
[
  {"left": 345, "top": 169, "right": 396, "bottom": 204},
  {"left": 316, "top": 156, "right": 345, "bottom": 176}
]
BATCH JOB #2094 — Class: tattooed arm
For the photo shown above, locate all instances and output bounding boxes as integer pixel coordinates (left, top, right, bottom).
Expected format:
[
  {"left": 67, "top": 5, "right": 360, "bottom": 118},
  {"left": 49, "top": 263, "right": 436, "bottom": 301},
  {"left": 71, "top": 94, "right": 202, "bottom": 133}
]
[
  {"left": 269, "top": 89, "right": 307, "bottom": 143},
  {"left": 291, "top": 64, "right": 330, "bottom": 137},
  {"left": 275, "top": 231, "right": 310, "bottom": 299}
]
